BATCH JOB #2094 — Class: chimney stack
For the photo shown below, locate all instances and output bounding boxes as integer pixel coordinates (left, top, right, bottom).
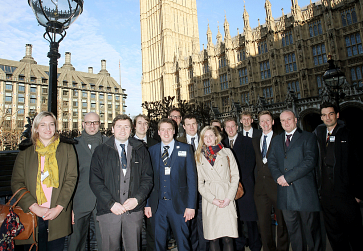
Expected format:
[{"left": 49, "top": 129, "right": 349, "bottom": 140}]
[
  {"left": 65, "top": 52, "right": 71, "bottom": 64},
  {"left": 61, "top": 52, "right": 75, "bottom": 70},
  {"left": 99, "top": 59, "right": 110, "bottom": 76},
  {"left": 20, "top": 44, "right": 37, "bottom": 64},
  {"left": 88, "top": 67, "right": 93, "bottom": 74}
]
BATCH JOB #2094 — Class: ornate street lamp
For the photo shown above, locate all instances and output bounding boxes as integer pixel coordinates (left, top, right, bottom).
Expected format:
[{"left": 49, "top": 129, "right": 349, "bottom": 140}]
[
  {"left": 323, "top": 55, "right": 347, "bottom": 109},
  {"left": 28, "top": 0, "right": 83, "bottom": 117}
]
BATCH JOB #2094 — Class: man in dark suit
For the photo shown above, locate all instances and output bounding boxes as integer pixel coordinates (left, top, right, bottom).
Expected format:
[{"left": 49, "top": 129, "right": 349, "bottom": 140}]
[
  {"left": 313, "top": 102, "right": 363, "bottom": 251},
  {"left": 68, "top": 112, "right": 107, "bottom": 251},
  {"left": 90, "top": 114, "right": 153, "bottom": 251},
  {"left": 222, "top": 117, "right": 261, "bottom": 251},
  {"left": 177, "top": 114, "right": 208, "bottom": 251},
  {"left": 133, "top": 114, "right": 159, "bottom": 147},
  {"left": 145, "top": 118, "right": 197, "bottom": 251},
  {"left": 252, "top": 111, "right": 289, "bottom": 251},
  {"left": 133, "top": 114, "right": 159, "bottom": 251},
  {"left": 240, "top": 111, "right": 262, "bottom": 139},
  {"left": 268, "top": 110, "right": 322, "bottom": 251}
]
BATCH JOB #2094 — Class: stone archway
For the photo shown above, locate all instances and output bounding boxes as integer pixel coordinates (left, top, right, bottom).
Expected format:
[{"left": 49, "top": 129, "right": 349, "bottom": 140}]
[
  {"left": 339, "top": 101, "right": 363, "bottom": 132},
  {"left": 299, "top": 108, "right": 322, "bottom": 133}
]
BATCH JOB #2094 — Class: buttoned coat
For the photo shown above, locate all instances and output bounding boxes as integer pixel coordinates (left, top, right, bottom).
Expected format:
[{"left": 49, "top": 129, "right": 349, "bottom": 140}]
[
  {"left": 11, "top": 142, "right": 78, "bottom": 243},
  {"left": 73, "top": 134, "right": 108, "bottom": 215},
  {"left": 197, "top": 147, "right": 239, "bottom": 240},
  {"left": 147, "top": 141, "right": 197, "bottom": 214},
  {"left": 222, "top": 132, "right": 258, "bottom": 221},
  {"left": 268, "top": 128, "right": 320, "bottom": 212}
]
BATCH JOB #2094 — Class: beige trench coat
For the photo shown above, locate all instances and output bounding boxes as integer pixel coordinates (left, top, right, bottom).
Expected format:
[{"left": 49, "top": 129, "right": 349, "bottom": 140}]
[{"left": 197, "top": 147, "right": 239, "bottom": 240}]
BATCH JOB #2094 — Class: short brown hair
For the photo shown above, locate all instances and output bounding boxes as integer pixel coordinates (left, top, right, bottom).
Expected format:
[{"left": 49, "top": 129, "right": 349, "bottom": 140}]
[
  {"left": 168, "top": 108, "right": 182, "bottom": 117},
  {"left": 258, "top": 110, "right": 273, "bottom": 121},
  {"left": 239, "top": 111, "right": 252, "bottom": 120},
  {"left": 223, "top": 117, "right": 237, "bottom": 128},
  {"left": 158, "top": 118, "right": 175, "bottom": 130},
  {"left": 133, "top": 114, "right": 150, "bottom": 127},
  {"left": 112, "top": 114, "right": 133, "bottom": 128}
]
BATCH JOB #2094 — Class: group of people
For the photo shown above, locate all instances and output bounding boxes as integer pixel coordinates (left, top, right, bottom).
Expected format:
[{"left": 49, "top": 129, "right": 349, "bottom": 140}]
[{"left": 10, "top": 102, "right": 363, "bottom": 251}]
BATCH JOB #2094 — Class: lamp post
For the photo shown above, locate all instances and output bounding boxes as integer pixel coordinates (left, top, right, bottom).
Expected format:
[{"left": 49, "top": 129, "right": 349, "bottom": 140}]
[
  {"left": 28, "top": 0, "right": 83, "bottom": 117},
  {"left": 322, "top": 55, "right": 346, "bottom": 110}
]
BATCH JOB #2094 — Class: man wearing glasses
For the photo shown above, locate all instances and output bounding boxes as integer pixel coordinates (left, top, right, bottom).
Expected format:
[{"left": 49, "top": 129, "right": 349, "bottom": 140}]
[
  {"left": 169, "top": 108, "right": 185, "bottom": 138},
  {"left": 68, "top": 112, "right": 108, "bottom": 251}
]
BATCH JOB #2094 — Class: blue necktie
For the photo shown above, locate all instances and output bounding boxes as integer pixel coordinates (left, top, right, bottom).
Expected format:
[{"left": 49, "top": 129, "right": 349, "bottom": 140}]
[
  {"left": 261, "top": 135, "right": 268, "bottom": 158},
  {"left": 191, "top": 137, "right": 196, "bottom": 151},
  {"left": 120, "top": 144, "right": 127, "bottom": 170}
]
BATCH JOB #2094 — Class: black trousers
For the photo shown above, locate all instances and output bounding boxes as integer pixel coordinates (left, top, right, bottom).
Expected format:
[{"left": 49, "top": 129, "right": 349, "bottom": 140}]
[
  {"left": 282, "top": 210, "right": 322, "bottom": 251},
  {"left": 190, "top": 198, "right": 209, "bottom": 251},
  {"left": 320, "top": 195, "right": 363, "bottom": 251},
  {"left": 25, "top": 217, "right": 65, "bottom": 251},
  {"left": 235, "top": 220, "right": 262, "bottom": 251},
  {"left": 254, "top": 192, "right": 289, "bottom": 251}
]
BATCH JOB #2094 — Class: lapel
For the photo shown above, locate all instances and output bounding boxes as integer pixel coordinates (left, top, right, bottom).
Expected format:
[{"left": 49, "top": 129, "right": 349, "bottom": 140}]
[
  {"left": 212, "top": 149, "right": 226, "bottom": 179},
  {"left": 266, "top": 132, "right": 275, "bottom": 157},
  {"left": 169, "top": 141, "right": 178, "bottom": 169},
  {"left": 126, "top": 143, "right": 132, "bottom": 172},
  {"left": 253, "top": 136, "right": 263, "bottom": 160},
  {"left": 284, "top": 128, "right": 302, "bottom": 152}
]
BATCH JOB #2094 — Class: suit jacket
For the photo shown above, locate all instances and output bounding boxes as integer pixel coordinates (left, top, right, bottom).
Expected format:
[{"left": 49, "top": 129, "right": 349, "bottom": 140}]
[
  {"left": 252, "top": 132, "right": 277, "bottom": 196},
  {"left": 148, "top": 140, "right": 197, "bottom": 214},
  {"left": 147, "top": 136, "right": 159, "bottom": 148},
  {"left": 222, "top": 132, "right": 258, "bottom": 221},
  {"left": 241, "top": 128, "right": 262, "bottom": 139},
  {"left": 268, "top": 128, "right": 320, "bottom": 212},
  {"left": 11, "top": 142, "right": 78, "bottom": 242},
  {"left": 73, "top": 134, "right": 108, "bottom": 214}
]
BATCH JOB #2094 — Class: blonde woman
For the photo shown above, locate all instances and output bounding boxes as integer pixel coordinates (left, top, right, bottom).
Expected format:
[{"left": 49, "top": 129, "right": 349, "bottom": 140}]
[
  {"left": 195, "top": 126, "right": 240, "bottom": 251},
  {"left": 11, "top": 111, "right": 77, "bottom": 251}
]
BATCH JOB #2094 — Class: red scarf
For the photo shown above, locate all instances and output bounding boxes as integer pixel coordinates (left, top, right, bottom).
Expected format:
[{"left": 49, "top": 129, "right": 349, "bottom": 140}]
[{"left": 201, "top": 143, "right": 224, "bottom": 166}]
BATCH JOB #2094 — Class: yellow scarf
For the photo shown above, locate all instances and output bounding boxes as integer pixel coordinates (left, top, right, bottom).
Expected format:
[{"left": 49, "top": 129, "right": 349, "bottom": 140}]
[{"left": 35, "top": 137, "right": 60, "bottom": 205}]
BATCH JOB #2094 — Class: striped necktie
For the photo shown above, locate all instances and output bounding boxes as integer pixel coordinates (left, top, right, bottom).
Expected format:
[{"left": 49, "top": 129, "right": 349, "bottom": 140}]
[{"left": 162, "top": 146, "right": 170, "bottom": 165}]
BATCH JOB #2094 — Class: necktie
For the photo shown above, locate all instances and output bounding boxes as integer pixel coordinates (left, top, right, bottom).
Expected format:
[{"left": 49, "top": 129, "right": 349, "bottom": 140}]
[
  {"left": 191, "top": 137, "right": 196, "bottom": 151},
  {"left": 261, "top": 135, "right": 268, "bottom": 158},
  {"left": 286, "top": 134, "right": 292, "bottom": 148},
  {"left": 246, "top": 132, "right": 249, "bottom": 138},
  {"left": 120, "top": 144, "right": 127, "bottom": 170},
  {"left": 326, "top": 132, "right": 331, "bottom": 147},
  {"left": 230, "top": 139, "right": 234, "bottom": 149},
  {"left": 162, "top": 146, "right": 170, "bottom": 165}
]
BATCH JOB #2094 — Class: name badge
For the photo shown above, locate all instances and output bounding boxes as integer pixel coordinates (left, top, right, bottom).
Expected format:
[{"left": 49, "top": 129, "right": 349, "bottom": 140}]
[
  {"left": 41, "top": 171, "right": 49, "bottom": 182},
  {"left": 165, "top": 167, "right": 171, "bottom": 175},
  {"left": 178, "top": 151, "right": 187, "bottom": 157},
  {"left": 263, "top": 158, "right": 268, "bottom": 164},
  {"left": 330, "top": 136, "right": 335, "bottom": 142}
]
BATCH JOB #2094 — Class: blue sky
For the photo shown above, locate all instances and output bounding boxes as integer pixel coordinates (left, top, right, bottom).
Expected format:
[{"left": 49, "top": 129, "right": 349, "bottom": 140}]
[{"left": 0, "top": 0, "right": 312, "bottom": 116}]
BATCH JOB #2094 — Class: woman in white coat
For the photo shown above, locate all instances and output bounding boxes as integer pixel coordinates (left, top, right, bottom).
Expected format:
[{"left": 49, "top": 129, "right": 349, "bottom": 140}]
[{"left": 195, "top": 126, "right": 240, "bottom": 251}]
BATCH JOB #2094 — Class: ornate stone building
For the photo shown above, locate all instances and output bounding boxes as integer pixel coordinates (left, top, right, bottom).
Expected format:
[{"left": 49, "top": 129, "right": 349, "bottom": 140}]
[
  {"left": 140, "top": 0, "right": 363, "bottom": 131},
  {"left": 0, "top": 44, "right": 127, "bottom": 131}
]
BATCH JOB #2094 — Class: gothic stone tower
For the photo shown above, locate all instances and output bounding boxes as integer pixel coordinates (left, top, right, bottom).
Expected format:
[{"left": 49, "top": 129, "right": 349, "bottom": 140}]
[{"left": 140, "top": 0, "right": 200, "bottom": 104}]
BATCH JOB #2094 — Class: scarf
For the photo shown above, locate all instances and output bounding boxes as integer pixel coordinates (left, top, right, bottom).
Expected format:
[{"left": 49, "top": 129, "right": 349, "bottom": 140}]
[
  {"left": 201, "top": 142, "right": 224, "bottom": 166},
  {"left": 35, "top": 137, "right": 60, "bottom": 205},
  {"left": 82, "top": 130, "right": 102, "bottom": 154}
]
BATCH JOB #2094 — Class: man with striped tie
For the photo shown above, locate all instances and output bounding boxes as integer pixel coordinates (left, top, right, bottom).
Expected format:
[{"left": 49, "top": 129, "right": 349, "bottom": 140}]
[
  {"left": 145, "top": 118, "right": 197, "bottom": 251},
  {"left": 89, "top": 114, "right": 153, "bottom": 251}
]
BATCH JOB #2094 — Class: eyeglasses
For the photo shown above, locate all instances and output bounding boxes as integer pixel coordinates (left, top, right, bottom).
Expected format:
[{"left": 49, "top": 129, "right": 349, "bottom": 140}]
[
  {"left": 169, "top": 115, "right": 181, "bottom": 119},
  {"left": 84, "top": 121, "right": 100, "bottom": 126}
]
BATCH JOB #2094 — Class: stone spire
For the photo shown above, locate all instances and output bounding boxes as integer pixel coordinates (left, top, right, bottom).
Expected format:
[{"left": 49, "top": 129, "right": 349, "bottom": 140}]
[
  {"left": 224, "top": 14, "right": 231, "bottom": 40},
  {"left": 243, "top": 4, "right": 251, "bottom": 33},
  {"left": 207, "top": 23, "right": 214, "bottom": 49},
  {"left": 216, "top": 24, "right": 222, "bottom": 45},
  {"left": 265, "top": 0, "right": 275, "bottom": 31},
  {"left": 291, "top": 0, "right": 302, "bottom": 22}
]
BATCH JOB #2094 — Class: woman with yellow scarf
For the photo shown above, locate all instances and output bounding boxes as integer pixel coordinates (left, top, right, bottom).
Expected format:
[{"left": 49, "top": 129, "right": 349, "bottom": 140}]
[{"left": 11, "top": 111, "right": 77, "bottom": 251}]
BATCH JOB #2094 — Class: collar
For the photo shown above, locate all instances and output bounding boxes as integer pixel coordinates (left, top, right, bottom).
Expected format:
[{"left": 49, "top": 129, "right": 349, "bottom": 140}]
[
  {"left": 228, "top": 133, "right": 238, "bottom": 142},
  {"left": 186, "top": 133, "right": 198, "bottom": 142},
  {"left": 134, "top": 134, "right": 147, "bottom": 143},
  {"left": 115, "top": 138, "right": 129, "bottom": 149},
  {"left": 263, "top": 130, "right": 273, "bottom": 138},
  {"left": 285, "top": 127, "right": 297, "bottom": 137}
]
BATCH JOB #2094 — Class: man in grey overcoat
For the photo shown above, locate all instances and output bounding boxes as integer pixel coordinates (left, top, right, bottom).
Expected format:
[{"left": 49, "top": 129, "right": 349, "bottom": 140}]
[
  {"left": 268, "top": 110, "right": 322, "bottom": 251},
  {"left": 68, "top": 112, "right": 107, "bottom": 251}
]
